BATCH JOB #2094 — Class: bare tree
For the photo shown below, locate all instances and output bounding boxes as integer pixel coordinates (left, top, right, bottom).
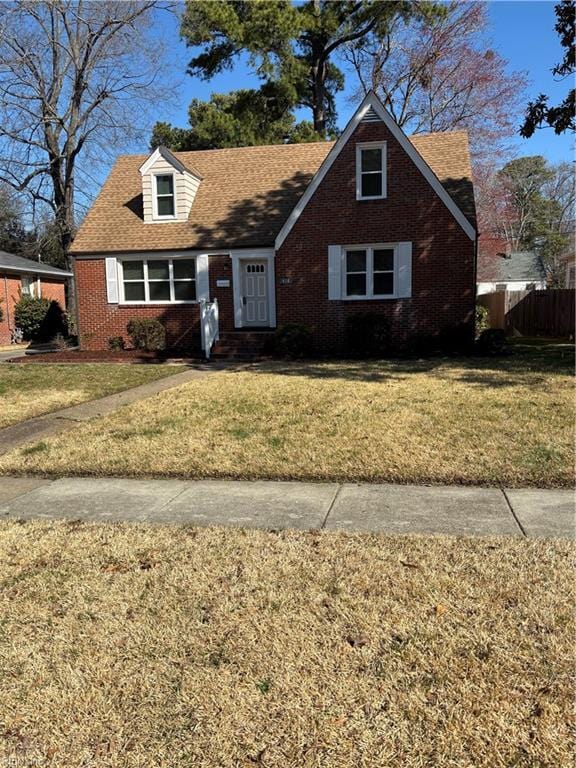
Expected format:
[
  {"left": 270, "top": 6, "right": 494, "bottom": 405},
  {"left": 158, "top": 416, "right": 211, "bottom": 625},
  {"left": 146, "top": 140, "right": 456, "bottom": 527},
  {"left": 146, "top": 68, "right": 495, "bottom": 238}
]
[
  {"left": 475, "top": 157, "right": 575, "bottom": 285},
  {"left": 0, "top": 183, "right": 26, "bottom": 253},
  {"left": 345, "top": 2, "right": 528, "bottom": 161},
  {"left": 541, "top": 161, "right": 576, "bottom": 237},
  {"left": 0, "top": 0, "right": 173, "bottom": 275}
]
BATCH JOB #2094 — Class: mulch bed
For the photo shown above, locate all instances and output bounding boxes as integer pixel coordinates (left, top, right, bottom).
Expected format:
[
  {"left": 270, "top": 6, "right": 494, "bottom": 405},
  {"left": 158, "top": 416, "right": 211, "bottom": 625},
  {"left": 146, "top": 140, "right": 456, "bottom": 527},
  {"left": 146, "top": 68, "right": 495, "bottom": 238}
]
[{"left": 7, "top": 349, "right": 203, "bottom": 364}]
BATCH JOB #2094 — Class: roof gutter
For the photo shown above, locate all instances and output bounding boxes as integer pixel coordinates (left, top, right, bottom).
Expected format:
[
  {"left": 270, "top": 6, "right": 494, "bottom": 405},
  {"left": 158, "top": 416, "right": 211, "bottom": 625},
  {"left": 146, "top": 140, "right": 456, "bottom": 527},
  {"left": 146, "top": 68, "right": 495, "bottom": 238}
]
[{"left": 0, "top": 264, "right": 72, "bottom": 278}]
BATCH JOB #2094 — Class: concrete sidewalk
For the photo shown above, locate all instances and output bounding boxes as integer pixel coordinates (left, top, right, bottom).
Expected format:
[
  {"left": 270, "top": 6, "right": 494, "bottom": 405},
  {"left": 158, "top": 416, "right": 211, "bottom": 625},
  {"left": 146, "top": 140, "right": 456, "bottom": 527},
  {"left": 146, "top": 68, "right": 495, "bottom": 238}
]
[
  {"left": 0, "top": 477, "right": 573, "bottom": 538},
  {"left": 0, "top": 366, "right": 215, "bottom": 456}
]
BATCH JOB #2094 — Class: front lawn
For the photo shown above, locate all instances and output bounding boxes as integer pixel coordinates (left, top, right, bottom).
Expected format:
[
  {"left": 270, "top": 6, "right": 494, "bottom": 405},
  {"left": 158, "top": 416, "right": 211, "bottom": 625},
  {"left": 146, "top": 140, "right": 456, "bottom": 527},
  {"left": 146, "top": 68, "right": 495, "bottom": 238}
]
[
  {"left": 2, "top": 341, "right": 572, "bottom": 487},
  {"left": 0, "top": 362, "right": 186, "bottom": 429},
  {"left": 0, "top": 521, "right": 572, "bottom": 767}
]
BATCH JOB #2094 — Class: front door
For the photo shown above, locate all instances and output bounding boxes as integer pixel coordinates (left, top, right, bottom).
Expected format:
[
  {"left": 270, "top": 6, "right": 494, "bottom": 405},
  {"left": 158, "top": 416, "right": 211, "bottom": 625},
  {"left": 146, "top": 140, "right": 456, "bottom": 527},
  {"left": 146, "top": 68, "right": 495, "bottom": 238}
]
[{"left": 242, "top": 261, "right": 269, "bottom": 326}]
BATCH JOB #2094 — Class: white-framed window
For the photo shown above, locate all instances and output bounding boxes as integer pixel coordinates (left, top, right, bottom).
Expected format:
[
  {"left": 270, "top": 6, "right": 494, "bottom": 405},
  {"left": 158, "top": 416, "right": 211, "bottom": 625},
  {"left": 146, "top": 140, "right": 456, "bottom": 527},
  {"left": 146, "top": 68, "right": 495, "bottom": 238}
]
[
  {"left": 153, "top": 173, "right": 176, "bottom": 219},
  {"left": 343, "top": 244, "right": 397, "bottom": 299},
  {"left": 356, "top": 142, "right": 386, "bottom": 200},
  {"left": 119, "top": 257, "right": 196, "bottom": 303},
  {"left": 21, "top": 275, "right": 40, "bottom": 297}
]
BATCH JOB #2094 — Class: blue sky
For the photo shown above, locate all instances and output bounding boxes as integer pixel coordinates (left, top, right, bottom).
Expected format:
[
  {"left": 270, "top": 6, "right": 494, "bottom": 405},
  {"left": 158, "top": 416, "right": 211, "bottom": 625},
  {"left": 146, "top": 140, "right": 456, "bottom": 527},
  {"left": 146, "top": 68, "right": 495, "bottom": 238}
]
[{"left": 155, "top": 1, "right": 573, "bottom": 164}]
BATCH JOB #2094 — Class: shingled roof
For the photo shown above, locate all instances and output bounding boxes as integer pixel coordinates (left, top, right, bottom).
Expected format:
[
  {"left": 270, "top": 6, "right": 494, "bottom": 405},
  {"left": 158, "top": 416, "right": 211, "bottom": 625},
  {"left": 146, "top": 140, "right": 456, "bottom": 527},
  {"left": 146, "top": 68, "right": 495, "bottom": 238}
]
[
  {"left": 71, "top": 131, "right": 475, "bottom": 255},
  {"left": 0, "top": 250, "right": 72, "bottom": 277}
]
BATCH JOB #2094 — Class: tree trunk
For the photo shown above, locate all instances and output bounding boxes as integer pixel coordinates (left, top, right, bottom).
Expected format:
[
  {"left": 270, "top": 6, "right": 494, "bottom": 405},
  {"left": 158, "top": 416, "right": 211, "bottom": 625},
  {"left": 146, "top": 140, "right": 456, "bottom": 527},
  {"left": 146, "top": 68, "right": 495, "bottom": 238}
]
[
  {"left": 311, "top": 58, "right": 328, "bottom": 138},
  {"left": 53, "top": 169, "right": 77, "bottom": 337}
]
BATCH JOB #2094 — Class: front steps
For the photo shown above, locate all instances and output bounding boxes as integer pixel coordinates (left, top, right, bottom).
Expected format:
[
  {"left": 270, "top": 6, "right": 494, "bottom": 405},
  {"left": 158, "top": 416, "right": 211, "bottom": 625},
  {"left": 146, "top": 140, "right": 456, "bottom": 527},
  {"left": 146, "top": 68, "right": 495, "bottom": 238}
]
[{"left": 209, "top": 330, "right": 275, "bottom": 360}]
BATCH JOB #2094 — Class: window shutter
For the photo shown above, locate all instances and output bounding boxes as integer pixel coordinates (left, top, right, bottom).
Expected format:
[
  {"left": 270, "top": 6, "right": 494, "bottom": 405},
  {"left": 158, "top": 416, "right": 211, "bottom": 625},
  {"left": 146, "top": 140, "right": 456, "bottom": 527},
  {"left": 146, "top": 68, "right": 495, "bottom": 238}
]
[
  {"left": 196, "top": 254, "right": 209, "bottom": 301},
  {"left": 397, "top": 242, "right": 412, "bottom": 298},
  {"left": 328, "top": 245, "right": 342, "bottom": 300},
  {"left": 105, "top": 257, "right": 119, "bottom": 303}
]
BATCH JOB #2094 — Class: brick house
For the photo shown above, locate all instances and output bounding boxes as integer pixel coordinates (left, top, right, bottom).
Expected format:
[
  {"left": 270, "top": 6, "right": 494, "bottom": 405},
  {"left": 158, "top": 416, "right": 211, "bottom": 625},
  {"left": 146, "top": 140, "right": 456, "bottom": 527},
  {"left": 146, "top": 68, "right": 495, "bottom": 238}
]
[
  {"left": 71, "top": 92, "right": 477, "bottom": 356},
  {"left": 0, "top": 251, "right": 71, "bottom": 345}
]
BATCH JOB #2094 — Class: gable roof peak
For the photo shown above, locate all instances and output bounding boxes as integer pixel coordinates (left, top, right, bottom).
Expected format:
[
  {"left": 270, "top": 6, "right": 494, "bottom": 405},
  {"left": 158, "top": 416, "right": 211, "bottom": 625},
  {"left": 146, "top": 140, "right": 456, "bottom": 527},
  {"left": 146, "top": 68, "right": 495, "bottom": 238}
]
[
  {"left": 274, "top": 92, "right": 476, "bottom": 249},
  {"left": 139, "top": 145, "right": 203, "bottom": 179}
]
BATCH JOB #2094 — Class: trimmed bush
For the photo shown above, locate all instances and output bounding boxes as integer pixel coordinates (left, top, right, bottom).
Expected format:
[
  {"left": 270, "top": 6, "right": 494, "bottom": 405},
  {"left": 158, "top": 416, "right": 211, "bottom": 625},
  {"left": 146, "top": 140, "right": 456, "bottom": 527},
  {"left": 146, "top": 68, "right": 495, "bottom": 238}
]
[
  {"left": 108, "top": 335, "right": 126, "bottom": 351},
  {"left": 274, "top": 323, "right": 313, "bottom": 358},
  {"left": 475, "top": 304, "right": 490, "bottom": 337},
  {"left": 436, "top": 323, "right": 475, "bottom": 355},
  {"left": 475, "top": 328, "right": 507, "bottom": 356},
  {"left": 14, "top": 296, "right": 67, "bottom": 341},
  {"left": 391, "top": 323, "right": 475, "bottom": 358},
  {"left": 126, "top": 318, "right": 166, "bottom": 351},
  {"left": 345, "top": 313, "right": 391, "bottom": 358}
]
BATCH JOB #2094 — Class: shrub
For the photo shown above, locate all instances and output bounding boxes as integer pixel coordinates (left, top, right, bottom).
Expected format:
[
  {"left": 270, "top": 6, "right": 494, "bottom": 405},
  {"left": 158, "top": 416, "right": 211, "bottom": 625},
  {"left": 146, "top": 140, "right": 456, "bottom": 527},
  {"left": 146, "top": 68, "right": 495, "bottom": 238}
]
[
  {"left": 475, "top": 328, "right": 507, "bottom": 356},
  {"left": 274, "top": 323, "right": 313, "bottom": 358},
  {"left": 403, "top": 323, "right": 474, "bottom": 357},
  {"left": 126, "top": 318, "right": 166, "bottom": 351},
  {"left": 436, "top": 323, "right": 475, "bottom": 355},
  {"left": 52, "top": 333, "right": 69, "bottom": 351},
  {"left": 345, "top": 313, "right": 391, "bottom": 358},
  {"left": 475, "top": 304, "right": 490, "bottom": 337},
  {"left": 108, "top": 335, "right": 126, "bottom": 351},
  {"left": 14, "top": 296, "right": 67, "bottom": 341}
]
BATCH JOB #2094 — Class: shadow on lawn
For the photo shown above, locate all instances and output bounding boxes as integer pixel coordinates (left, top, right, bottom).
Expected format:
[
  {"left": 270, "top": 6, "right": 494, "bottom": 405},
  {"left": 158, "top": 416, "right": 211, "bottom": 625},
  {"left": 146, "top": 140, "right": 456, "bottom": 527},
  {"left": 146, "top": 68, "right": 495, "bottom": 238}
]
[{"left": 241, "top": 340, "right": 574, "bottom": 387}]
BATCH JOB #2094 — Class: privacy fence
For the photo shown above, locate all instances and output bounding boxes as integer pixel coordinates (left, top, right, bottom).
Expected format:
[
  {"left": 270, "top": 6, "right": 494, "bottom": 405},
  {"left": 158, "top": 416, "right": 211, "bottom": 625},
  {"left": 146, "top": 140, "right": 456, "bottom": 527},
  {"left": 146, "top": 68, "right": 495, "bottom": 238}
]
[{"left": 478, "top": 289, "right": 575, "bottom": 338}]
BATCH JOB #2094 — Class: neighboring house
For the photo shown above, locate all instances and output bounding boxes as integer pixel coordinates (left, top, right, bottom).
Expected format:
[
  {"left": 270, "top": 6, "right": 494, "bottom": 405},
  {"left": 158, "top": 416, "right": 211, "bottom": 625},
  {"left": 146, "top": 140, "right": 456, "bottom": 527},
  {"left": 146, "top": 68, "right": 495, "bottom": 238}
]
[
  {"left": 0, "top": 251, "right": 72, "bottom": 345},
  {"left": 476, "top": 236, "right": 546, "bottom": 295},
  {"left": 71, "top": 91, "right": 477, "bottom": 356}
]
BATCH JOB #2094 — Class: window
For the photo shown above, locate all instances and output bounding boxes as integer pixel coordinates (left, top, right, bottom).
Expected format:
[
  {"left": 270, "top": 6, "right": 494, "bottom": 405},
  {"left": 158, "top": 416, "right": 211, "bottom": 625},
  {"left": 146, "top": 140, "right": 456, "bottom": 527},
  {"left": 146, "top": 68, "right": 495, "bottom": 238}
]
[
  {"left": 356, "top": 142, "right": 386, "bottom": 200},
  {"left": 21, "top": 275, "right": 39, "bottom": 297},
  {"left": 344, "top": 245, "right": 397, "bottom": 298},
  {"left": 154, "top": 173, "right": 175, "bottom": 218},
  {"left": 345, "top": 249, "right": 367, "bottom": 296},
  {"left": 120, "top": 258, "right": 196, "bottom": 303}
]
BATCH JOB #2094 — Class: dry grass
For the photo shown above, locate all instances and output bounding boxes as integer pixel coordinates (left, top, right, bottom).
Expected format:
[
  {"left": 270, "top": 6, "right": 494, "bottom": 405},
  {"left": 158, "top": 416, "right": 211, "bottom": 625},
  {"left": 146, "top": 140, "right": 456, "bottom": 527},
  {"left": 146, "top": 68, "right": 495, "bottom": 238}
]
[
  {"left": 0, "top": 520, "right": 573, "bottom": 768},
  {"left": 1, "top": 342, "right": 573, "bottom": 487},
  {"left": 0, "top": 363, "right": 186, "bottom": 428}
]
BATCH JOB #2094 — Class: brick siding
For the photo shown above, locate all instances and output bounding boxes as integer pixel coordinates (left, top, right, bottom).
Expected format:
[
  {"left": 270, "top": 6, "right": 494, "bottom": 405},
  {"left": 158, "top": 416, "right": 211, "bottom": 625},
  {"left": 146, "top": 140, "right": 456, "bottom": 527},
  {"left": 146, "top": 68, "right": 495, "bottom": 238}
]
[
  {"left": 275, "top": 120, "right": 475, "bottom": 353},
  {"left": 0, "top": 272, "right": 67, "bottom": 345}
]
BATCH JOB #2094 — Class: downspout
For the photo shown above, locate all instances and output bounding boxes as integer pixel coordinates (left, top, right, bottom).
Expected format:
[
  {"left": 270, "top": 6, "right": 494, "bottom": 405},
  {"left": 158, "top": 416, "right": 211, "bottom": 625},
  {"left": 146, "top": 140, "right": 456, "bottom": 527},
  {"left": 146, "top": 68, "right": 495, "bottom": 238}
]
[
  {"left": 473, "top": 229, "right": 479, "bottom": 340},
  {"left": 473, "top": 230, "right": 479, "bottom": 300}
]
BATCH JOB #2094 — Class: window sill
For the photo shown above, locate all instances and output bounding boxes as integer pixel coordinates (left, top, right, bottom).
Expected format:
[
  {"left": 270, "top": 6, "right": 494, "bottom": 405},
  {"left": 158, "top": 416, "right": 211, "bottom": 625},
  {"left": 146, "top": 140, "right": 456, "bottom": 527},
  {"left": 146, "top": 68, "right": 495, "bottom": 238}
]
[
  {"left": 356, "top": 195, "right": 387, "bottom": 202},
  {"left": 119, "top": 300, "right": 198, "bottom": 306},
  {"left": 340, "top": 295, "right": 398, "bottom": 301}
]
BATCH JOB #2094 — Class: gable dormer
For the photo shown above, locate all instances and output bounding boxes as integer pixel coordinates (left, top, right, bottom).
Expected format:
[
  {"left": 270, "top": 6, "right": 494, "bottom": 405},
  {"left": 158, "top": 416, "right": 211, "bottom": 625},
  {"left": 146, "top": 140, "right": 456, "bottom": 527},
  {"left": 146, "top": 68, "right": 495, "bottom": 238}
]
[{"left": 139, "top": 146, "right": 202, "bottom": 223}]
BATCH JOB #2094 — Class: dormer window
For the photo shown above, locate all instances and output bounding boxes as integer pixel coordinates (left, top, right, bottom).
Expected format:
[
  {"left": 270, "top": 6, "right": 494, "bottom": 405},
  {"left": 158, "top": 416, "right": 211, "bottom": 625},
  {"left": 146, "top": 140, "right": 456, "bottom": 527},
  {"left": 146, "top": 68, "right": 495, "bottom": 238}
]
[
  {"left": 139, "top": 146, "right": 202, "bottom": 224},
  {"left": 154, "top": 173, "right": 176, "bottom": 219},
  {"left": 356, "top": 142, "right": 386, "bottom": 200}
]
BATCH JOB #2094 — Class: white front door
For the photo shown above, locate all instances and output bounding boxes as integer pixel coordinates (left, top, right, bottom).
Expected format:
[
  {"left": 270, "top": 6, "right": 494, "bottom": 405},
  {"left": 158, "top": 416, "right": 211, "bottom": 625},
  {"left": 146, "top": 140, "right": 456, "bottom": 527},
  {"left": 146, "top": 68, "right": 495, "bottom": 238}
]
[{"left": 242, "top": 261, "right": 269, "bottom": 326}]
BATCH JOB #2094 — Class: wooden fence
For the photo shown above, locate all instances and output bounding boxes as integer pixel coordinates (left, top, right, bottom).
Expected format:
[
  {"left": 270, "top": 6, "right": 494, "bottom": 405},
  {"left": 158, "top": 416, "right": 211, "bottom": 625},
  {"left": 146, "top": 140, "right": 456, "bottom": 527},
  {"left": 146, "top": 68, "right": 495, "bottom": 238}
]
[{"left": 478, "top": 289, "right": 575, "bottom": 338}]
